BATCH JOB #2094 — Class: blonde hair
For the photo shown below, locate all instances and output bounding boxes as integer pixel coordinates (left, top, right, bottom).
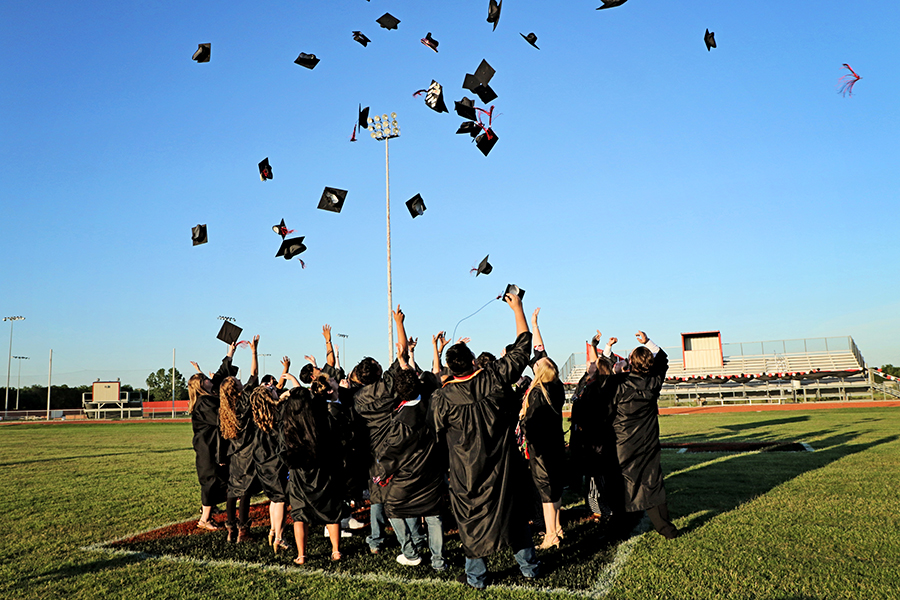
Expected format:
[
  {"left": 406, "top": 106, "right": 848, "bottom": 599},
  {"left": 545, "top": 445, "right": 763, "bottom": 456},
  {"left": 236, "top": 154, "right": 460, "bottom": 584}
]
[
  {"left": 219, "top": 377, "right": 242, "bottom": 439},
  {"left": 249, "top": 384, "right": 285, "bottom": 434},
  {"left": 521, "top": 357, "right": 559, "bottom": 419},
  {"left": 187, "top": 373, "right": 206, "bottom": 414}
]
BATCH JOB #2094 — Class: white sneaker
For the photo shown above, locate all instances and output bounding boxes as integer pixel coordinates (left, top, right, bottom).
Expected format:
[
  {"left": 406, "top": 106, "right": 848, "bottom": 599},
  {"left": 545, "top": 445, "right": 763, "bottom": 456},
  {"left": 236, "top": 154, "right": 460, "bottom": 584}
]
[
  {"left": 345, "top": 517, "right": 366, "bottom": 530},
  {"left": 396, "top": 554, "right": 422, "bottom": 566},
  {"left": 324, "top": 527, "right": 352, "bottom": 538}
]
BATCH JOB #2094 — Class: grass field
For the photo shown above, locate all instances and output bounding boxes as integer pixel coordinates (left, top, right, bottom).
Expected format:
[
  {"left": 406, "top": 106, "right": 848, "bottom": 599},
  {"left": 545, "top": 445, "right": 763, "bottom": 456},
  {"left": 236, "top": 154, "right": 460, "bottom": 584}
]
[{"left": 2, "top": 406, "right": 899, "bottom": 599}]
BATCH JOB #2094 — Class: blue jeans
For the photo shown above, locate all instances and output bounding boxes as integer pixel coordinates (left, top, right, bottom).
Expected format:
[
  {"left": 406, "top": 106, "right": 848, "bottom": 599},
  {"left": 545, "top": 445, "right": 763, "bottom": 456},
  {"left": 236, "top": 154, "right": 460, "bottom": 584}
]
[
  {"left": 389, "top": 515, "right": 445, "bottom": 570},
  {"left": 464, "top": 546, "right": 539, "bottom": 589},
  {"left": 367, "top": 503, "right": 387, "bottom": 550}
]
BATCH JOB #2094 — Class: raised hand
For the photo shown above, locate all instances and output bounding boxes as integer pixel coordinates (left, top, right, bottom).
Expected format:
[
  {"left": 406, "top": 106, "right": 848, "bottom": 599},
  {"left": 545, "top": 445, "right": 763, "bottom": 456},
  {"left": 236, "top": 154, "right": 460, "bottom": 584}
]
[
  {"left": 322, "top": 324, "right": 332, "bottom": 342},
  {"left": 281, "top": 356, "right": 291, "bottom": 371},
  {"left": 190, "top": 361, "right": 201, "bottom": 373},
  {"left": 392, "top": 304, "right": 405, "bottom": 324},
  {"left": 250, "top": 334, "right": 260, "bottom": 352},
  {"left": 304, "top": 355, "right": 317, "bottom": 367},
  {"left": 635, "top": 331, "right": 649, "bottom": 345},
  {"left": 608, "top": 337, "right": 618, "bottom": 346},
  {"left": 408, "top": 337, "right": 418, "bottom": 351},
  {"left": 457, "top": 337, "right": 471, "bottom": 345},
  {"left": 591, "top": 330, "right": 602, "bottom": 347}
]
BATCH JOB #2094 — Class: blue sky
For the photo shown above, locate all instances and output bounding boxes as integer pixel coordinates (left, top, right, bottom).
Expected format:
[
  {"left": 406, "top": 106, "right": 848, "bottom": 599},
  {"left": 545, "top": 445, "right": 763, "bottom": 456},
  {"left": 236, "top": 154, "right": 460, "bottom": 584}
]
[{"left": 2, "top": 0, "right": 898, "bottom": 389}]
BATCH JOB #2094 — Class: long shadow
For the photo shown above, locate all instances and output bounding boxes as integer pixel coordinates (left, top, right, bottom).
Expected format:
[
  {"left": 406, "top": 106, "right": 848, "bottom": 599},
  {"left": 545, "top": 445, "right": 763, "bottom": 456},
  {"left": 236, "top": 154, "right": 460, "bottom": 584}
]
[
  {"left": 21, "top": 554, "right": 148, "bottom": 588},
  {"left": 664, "top": 431, "right": 899, "bottom": 535},
  {"left": 719, "top": 415, "right": 811, "bottom": 431},
  {"left": 0, "top": 447, "right": 189, "bottom": 467}
]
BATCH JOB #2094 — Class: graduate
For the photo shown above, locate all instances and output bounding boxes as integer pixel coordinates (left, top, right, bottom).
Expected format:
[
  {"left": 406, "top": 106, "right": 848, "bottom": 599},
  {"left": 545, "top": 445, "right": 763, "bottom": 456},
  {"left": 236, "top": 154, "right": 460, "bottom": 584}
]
[
  {"left": 186, "top": 347, "right": 236, "bottom": 531},
  {"left": 610, "top": 331, "right": 679, "bottom": 539},
  {"left": 431, "top": 292, "right": 539, "bottom": 589},
  {"left": 219, "top": 335, "right": 262, "bottom": 543},
  {"left": 249, "top": 356, "right": 292, "bottom": 554},
  {"left": 518, "top": 308, "right": 567, "bottom": 549},
  {"left": 282, "top": 382, "right": 349, "bottom": 564}
]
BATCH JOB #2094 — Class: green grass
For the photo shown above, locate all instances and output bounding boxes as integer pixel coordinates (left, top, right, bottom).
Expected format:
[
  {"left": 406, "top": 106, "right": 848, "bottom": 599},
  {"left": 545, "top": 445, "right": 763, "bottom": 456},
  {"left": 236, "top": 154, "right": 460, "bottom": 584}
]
[{"left": 1, "top": 408, "right": 899, "bottom": 599}]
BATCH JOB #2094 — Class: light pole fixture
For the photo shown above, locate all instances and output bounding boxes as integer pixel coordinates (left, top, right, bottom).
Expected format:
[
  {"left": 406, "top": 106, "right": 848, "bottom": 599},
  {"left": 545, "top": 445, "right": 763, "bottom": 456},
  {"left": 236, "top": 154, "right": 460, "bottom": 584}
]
[
  {"left": 218, "top": 315, "right": 235, "bottom": 322},
  {"left": 368, "top": 112, "right": 400, "bottom": 362},
  {"left": 13, "top": 356, "right": 28, "bottom": 411},
  {"left": 259, "top": 353, "right": 271, "bottom": 374},
  {"left": 4, "top": 316, "right": 25, "bottom": 418},
  {"left": 336, "top": 333, "right": 348, "bottom": 365}
]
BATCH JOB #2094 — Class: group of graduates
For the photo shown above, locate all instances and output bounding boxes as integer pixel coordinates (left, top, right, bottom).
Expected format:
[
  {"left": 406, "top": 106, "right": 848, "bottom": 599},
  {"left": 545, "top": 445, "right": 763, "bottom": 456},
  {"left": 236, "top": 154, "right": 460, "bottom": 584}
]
[{"left": 186, "top": 292, "right": 678, "bottom": 589}]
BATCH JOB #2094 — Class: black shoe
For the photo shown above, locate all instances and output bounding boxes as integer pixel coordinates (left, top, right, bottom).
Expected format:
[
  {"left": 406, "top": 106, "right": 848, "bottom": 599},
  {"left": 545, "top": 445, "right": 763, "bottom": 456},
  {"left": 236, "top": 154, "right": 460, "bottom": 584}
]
[{"left": 455, "top": 572, "right": 486, "bottom": 590}]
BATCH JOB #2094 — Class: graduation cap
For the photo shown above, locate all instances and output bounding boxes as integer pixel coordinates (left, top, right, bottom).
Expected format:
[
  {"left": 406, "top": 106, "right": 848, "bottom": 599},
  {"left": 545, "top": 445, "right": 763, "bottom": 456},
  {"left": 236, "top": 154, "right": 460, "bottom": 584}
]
[
  {"left": 376, "top": 13, "right": 400, "bottom": 30},
  {"left": 276, "top": 236, "right": 307, "bottom": 260},
  {"left": 487, "top": 0, "right": 502, "bottom": 31},
  {"left": 475, "top": 128, "right": 499, "bottom": 156},
  {"left": 456, "top": 121, "right": 480, "bottom": 137},
  {"left": 358, "top": 105, "right": 370, "bottom": 130},
  {"left": 420, "top": 80, "right": 448, "bottom": 113},
  {"left": 463, "top": 60, "right": 498, "bottom": 103},
  {"left": 192, "top": 43, "right": 211, "bottom": 63},
  {"left": 191, "top": 224, "right": 208, "bottom": 246},
  {"left": 504, "top": 284, "right": 525, "bottom": 300},
  {"left": 421, "top": 32, "right": 439, "bottom": 52},
  {"left": 454, "top": 97, "right": 477, "bottom": 121},
  {"left": 596, "top": 0, "right": 628, "bottom": 9},
  {"left": 294, "top": 53, "right": 320, "bottom": 69},
  {"left": 317, "top": 187, "right": 347, "bottom": 213},
  {"left": 475, "top": 255, "right": 492, "bottom": 276},
  {"left": 258, "top": 158, "right": 273, "bottom": 181},
  {"left": 405, "top": 194, "right": 426, "bottom": 218},
  {"left": 217, "top": 320, "right": 243, "bottom": 345},
  {"left": 520, "top": 33, "right": 539, "bottom": 49},
  {"left": 704, "top": 29, "right": 716, "bottom": 51},
  {"left": 272, "top": 218, "right": 294, "bottom": 238},
  {"left": 353, "top": 31, "right": 371, "bottom": 47}
]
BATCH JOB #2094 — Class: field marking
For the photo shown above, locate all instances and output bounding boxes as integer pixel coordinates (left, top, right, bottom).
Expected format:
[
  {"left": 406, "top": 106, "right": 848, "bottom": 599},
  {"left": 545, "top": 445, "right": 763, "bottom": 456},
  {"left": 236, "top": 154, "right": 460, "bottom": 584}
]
[{"left": 81, "top": 518, "right": 651, "bottom": 599}]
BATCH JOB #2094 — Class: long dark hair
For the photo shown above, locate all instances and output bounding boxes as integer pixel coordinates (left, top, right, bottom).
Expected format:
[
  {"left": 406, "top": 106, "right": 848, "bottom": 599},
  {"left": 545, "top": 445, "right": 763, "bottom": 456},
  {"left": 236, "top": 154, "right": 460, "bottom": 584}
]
[{"left": 282, "top": 387, "right": 326, "bottom": 469}]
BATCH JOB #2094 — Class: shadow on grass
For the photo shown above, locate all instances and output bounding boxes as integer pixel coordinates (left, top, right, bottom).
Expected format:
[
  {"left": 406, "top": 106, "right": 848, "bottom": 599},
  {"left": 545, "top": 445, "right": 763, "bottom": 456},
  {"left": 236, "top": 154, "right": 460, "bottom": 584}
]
[
  {"left": 0, "top": 447, "right": 188, "bottom": 467},
  {"left": 28, "top": 553, "right": 148, "bottom": 586},
  {"left": 719, "top": 415, "right": 811, "bottom": 431},
  {"left": 665, "top": 431, "right": 899, "bottom": 535}
]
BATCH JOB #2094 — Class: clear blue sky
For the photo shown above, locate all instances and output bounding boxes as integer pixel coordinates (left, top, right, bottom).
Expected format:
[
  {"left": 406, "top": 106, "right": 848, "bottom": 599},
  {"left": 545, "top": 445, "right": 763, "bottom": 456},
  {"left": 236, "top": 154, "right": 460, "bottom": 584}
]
[{"left": 2, "top": 0, "right": 898, "bottom": 389}]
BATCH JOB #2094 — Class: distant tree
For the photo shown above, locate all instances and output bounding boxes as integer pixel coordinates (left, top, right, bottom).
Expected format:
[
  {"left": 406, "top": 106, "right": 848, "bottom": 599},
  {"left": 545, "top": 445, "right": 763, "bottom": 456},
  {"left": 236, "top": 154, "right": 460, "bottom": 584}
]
[
  {"left": 879, "top": 364, "right": 900, "bottom": 378},
  {"left": 146, "top": 368, "right": 188, "bottom": 402}
]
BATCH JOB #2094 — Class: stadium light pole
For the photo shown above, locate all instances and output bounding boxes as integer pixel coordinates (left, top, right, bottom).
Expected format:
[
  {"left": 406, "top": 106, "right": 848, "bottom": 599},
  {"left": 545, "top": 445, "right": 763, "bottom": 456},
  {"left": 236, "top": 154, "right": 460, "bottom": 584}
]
[
  {"left": 13, "top": 356, "right": 28, "bottom": 411},
  {"left": 259, "top": 353, "right": 271, "bottom": 375},
  {"left": 4, "top": 316, "right": 25, "bottom": 419},
  {"left": 368, "top": 112, "right": 400, "bottom": 363},
  {"left": 336, "top": 333, "right": 348, "bottom": 366}
]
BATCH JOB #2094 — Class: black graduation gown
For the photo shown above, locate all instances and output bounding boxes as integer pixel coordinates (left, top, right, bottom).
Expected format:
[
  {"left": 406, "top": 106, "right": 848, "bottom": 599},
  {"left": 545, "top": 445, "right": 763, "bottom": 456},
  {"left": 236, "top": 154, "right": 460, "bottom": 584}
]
[
  {"left": 190, "top": 355, "right": 234, "bottom": 506},
  {"left": 253, "top": 400, "right": 288, "bottom": 503},
  {"left": 285, "top": 408, "right": 349, "bottom": 524},
  {"left": 225, "top": 374, "right": 260, "bottom": 498},
  {"left": 431, "top": 331, "right": 533, "bottom": 559},
  {"left": 377, "top": 371, "right": 447, "bottom": 519},
  {"left": 337, "top": 382, "right": 370, "bottom": 498},
  {"left": 353, "top": 360, "right": 403, "bottom": 504},
  {"left": 520, "top": 370, "right": 567, "bottom": 504},
  {"left": 611, "top": 349, "right": 669, "bottom": 512}
]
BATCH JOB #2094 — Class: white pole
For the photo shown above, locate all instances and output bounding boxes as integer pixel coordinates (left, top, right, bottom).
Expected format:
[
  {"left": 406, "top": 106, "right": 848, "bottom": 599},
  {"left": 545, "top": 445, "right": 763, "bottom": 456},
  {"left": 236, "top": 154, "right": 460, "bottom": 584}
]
[
  {"left": 385, "top": 136, "right": 394, "bottom": 363},
  {"left": 46, "top": 349, "right": 52, "bottom": 420},
  {"left": 171, "top": 348, "right": 176, "bottom": 418}
]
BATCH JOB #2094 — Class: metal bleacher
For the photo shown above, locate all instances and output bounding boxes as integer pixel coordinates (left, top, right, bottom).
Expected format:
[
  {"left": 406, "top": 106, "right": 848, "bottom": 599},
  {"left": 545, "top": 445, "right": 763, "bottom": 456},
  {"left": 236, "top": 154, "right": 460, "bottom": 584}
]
[{"left": 560, "top": 335, "right": 873, "bottom": 405}]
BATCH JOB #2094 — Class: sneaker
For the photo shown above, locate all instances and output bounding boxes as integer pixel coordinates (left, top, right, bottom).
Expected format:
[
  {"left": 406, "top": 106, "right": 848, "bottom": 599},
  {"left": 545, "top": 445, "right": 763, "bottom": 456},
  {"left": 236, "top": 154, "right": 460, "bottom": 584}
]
[
  {"left": 396, "top": 554, "right": 422, "bottom": 566},
  {"left": 324, "top": 527, "right": 353, "bottom": 538},
  {"left": 432, "top": 562, "right": 448, "bottom": 572},
  {"left": 455, "top": 572, "right": 486, "bottom": 590},
  {"left": 344, "top": 517, "right": 366, "bottom": 530}
]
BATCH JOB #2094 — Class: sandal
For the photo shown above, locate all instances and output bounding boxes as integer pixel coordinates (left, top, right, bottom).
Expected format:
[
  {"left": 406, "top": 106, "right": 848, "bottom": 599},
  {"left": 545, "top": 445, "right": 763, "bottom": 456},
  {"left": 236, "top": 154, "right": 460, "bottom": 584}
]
[
  {"left": 293, "top": 555, "right": 306, "bottom": 565},
  {"left": 331, "top": 551, "right": 342, "bottom": 561},
  {"left": 273, "top": 538, "right": 290, "bottom": 555},
  {"left": 197, "top": 520, "right": 219, "bottom": 531},
  {"left": 268, "top": 529, "right": 275, "bottom": 546}
]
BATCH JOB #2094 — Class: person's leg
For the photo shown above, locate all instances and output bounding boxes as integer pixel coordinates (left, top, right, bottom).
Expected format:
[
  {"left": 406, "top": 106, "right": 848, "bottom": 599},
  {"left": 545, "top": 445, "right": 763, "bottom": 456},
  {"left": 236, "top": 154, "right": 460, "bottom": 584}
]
[
  {"left": 237, "top": 492, "right": 253, "bottom": 542},
  {"left": 225, "top": 496, "right": 238, "bottom": 542},
  {"left": 326, "top": 523, "right": 342, "bottom": 560},
  {"left": 389, "top": 517, "right": 418, "bottom": 560},
  {"left": 538, "top": 502, "right": 561, "bottom": 548},
  {"left": 463, "top": 557, "right": 488, "bottom": 589},
  {"left": 406, "top": 516, "right": 427, "bottom": 552},
  {"left": 424, "top": 515, "right": 445, "bottom": 570},
  {"left": 366, "top": 503, "right": 386, "bottom": 552},
  {"left": 270, "top": 502, "right": 287, "bottom": 551},
  {"left": 293, "top": 521, "right": 307, "bottom": 564},
  {"left": 647, "top": 503, "right": 678, "bottom": 539},
  {"left": 513, "top": 545, "right": 540, "bottom": 579},
  {"left": 198, "top": 505, "right": 218, "bottom": 530}
]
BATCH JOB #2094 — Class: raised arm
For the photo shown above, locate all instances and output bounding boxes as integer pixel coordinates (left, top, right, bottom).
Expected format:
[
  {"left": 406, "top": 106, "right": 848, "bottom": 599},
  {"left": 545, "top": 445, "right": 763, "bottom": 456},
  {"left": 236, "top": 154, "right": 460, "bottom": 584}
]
[
  {"left": 190, "top": 360, "right": 203, "bottom": 374},
  {"left": 432, "top": 331, "right": 448, "bottom": 375},
  {"left": 323, "top": 324, "right": 335, "bottom": 367},
  {"left": 588, "top": 330, "right": 601, "bottom": 363},
  {"left": 508, "top": 292, "right": 529, "bottom": 338},
  {"left": 249, "top": 335, "right": 260, "bottom": 379},
  {"left": 393, "top": 305, "right": 409, "bottom": 359},
  {"left": 282, "top": 372, "right": 302, "bottom": 388},
  {"left": 276, "top": 356, "right": 290, "bottom": 390},
  {"left": 531, "top": 308, "right": 545, "bottom": 350},
  {"left": 407, "top": 337, "right": 418, "bottom": 371}
]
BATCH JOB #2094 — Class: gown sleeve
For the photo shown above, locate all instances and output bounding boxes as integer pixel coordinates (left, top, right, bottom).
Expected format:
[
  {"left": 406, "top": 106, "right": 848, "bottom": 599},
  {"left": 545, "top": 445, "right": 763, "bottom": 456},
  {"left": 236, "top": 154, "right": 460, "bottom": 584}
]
[{"left": 492, "top": 331, "right": 533, "bottom": 386}]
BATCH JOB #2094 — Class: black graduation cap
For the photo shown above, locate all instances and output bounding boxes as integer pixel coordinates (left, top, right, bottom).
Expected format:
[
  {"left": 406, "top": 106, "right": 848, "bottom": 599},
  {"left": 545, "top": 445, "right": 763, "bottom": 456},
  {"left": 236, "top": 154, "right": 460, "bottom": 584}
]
[
  {"left": 520, "top": 33, "right": 539, "bottom": 49},
  {"left": 273, "top": 218, "right": 294, "bottom": 239},
  {"left": 353, "top": 31, "right": 371, "bottom": 47},
  {"left": 358, "top": 105, "right": 370, "bottom": 131},
  {"left": 376, "top": 13, "right": 400, "bottom": 30},
  {"left": 192, "top": 224, "right": 208, "bottom": 246},
  {"left": 463, "top": 60, "right": 498, "bottom": 103},
  {"left": 258, "top": 158, "right": 273, "bottom": 181},
  {"left": 276, "top": 237, "right": 307, "bottom": 260},
  {"left": 475, "top": 255, "right": 492, "bottom": 276},
  {"left": 487, "top": 0, "right": 502, "bottom": 31},
  {"left": 504, "top": 284, "right": 525, "bottom": 300},
  {"left": 422, "top": 80, "right": 448, "bottom": 113},
  {"left": 192, "top": 43, "right": 211, "bottom": 63},
  {"left": 705, "top": 29, "right": 717, "bottom": 51},
  {"left": 456, "top": 121, "right": 480, "bottom": 137},
  {"left": 217, "top": 320, "right": 242, "bottom": 345},
  {"left": 421, "top": 32, "right": 438, "bottom": 52},
  {"left": 294, "top": 53, "right": 320, "bottom": 69},
  {"left": 596, "top": 0, "right": 628, "bottom": 9},
  {"left": 317, "top": 187, "right": 347, "bottom": 213},
  {"left": 455, "top": 97, "right": 477, "bottom": 121},
  {"left": 475, "top": 128, "right": 499, "bottom": 156},
  {"left": 405, "top": 194, "right": 426, "bottom": 218}
]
